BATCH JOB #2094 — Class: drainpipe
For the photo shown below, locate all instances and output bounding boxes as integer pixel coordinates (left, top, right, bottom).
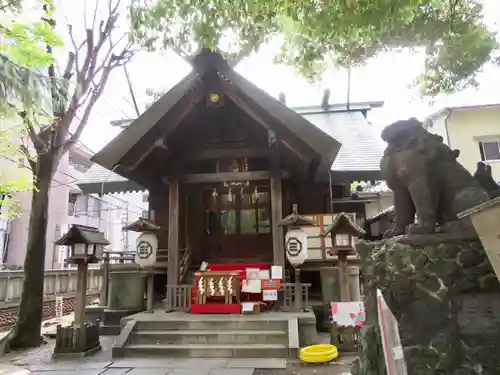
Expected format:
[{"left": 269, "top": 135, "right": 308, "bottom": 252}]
[
  {"left": 99, "top": 164, "right": 121, "bottom": 236},
  {"left": 443, "top": 109, "right": 453, "bottom": 147}
]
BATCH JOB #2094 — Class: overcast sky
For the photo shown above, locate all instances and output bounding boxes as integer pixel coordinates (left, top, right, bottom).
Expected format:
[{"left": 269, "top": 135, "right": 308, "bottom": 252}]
[{"left": 43, "top": 0, "right": 500, "bottom": 152}]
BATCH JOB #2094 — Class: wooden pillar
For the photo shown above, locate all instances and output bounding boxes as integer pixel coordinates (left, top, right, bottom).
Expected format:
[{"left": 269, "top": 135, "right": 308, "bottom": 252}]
[
  {"left": 146, "top": 273, "right": 154, "bottom": 311},
  {"left": 270, "top": 173, "right": 285, "bottom": 267},
  {"left": 167, "top": 177, "right": 180, "bottom": 285},
  {"left": 75, "top": 261, "right": 88, "bottom": 327},
  {"left": 99, "top": 253, "right": 109, "bottom": 306},
  {"left": 349, "top": 266, "right": 361, "bottom": 301},
  {"left": 338, "top": 253, "right": 351, "bottom": 301}
]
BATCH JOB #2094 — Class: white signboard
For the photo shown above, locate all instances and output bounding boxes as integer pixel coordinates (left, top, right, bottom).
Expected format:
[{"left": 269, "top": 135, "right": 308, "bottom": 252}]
[
  {"left": 135, "top": 232, "right": 158, "bottom": 267},
  {"left": 377, "top": 289, "right": 408, "bottom": 375},
  {"left": 285, "top": 228, "right": 308, "bottom": 266},
  {"left": 331, "top": 301, "right": 365, "bottom": 328},
  {"left": 263, "top": 290, "right": 278, "bottom": 301}
]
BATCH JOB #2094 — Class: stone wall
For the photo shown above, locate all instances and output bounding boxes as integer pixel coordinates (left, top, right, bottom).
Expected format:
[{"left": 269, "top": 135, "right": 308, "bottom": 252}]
[
  {"left": 354, "top": 234, "right": 500, "bottom": 375},
  {"left": 0, "top": 293, "right": 99, "bottom": 329}
]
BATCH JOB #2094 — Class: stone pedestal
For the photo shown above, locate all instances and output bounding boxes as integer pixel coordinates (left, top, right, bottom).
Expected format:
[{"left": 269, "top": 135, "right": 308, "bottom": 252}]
[
  {"left": 354, "top": 234, "right": 500, "bottom": 375},
  {"left": 298, "top": 314, "right": 318, "bottom": 346},
  {"left": 108, "top": 265, "right": 145, "bottom": 311},
  {"left": 320, "top": 268, "right": 340, "bottom": 302}
]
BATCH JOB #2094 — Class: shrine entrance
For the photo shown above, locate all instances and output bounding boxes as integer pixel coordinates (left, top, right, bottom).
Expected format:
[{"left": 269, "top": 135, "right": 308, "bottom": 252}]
[{"left": 200, "top": 182, "right": 273, "bottom": 264}]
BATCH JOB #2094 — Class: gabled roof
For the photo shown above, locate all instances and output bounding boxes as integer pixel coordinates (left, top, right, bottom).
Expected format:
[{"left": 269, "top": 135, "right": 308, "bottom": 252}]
[
  {"left": 77, "top": 105, "right": 385, "bottom": 194},
  {"left": 55, "top": 224, "right": 110, "bottom": 246},
  {"left": 91, "top": 71, "right": 199, "bottom": 171},
  {"left": 92, "top": 51, "right": 342, "bottom": 178}
]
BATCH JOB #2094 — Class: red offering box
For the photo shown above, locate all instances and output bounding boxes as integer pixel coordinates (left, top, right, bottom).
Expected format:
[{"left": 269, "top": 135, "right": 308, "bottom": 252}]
[{"left": 190, "top": 263, "right": 271, "bottom": 314}]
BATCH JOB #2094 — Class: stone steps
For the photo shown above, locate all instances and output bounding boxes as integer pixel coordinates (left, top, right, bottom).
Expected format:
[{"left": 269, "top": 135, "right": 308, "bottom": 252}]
[
  {"left": 130, "top": 329, "right": 287, "bottom": 345},
  {"left": 133, "top": 319, "right": 288, "bottom": 332},
  {"left": 119, "top": 343, "right": 290, "bottom": 358},
  {"left": 115, "top": 315, "right": 292, "bottom": 358}
]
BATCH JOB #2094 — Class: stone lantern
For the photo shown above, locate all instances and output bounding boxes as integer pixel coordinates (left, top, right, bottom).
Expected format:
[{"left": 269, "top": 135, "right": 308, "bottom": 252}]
[
  {"left": 53, "top": 225, "right": 109, "bottom": 357},
  {"left": 122, "top": 217, "right": 160, "bottom": 311},
  {"left": 322, "top": 212, "right": 365, "bottom": 302},
  {"left": 278, "top": 204, "right": 315, "bottom": 311}
]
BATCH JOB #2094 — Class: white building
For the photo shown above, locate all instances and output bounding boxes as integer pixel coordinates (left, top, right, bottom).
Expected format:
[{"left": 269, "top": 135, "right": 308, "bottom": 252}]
[{"left": 2, "top": 143, "right": 148, "bottom": 269}]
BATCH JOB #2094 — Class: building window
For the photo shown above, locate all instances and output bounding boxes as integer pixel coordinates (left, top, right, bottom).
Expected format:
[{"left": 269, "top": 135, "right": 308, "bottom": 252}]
[
  {"left": 220, "top": 210, "right": 237, "bottom": 234},
  {"left": 479, "top": 141, "right": 500, "bottom": 161},
  {"left": 335, "top": 234, "right": 350, "bottom": 246}
]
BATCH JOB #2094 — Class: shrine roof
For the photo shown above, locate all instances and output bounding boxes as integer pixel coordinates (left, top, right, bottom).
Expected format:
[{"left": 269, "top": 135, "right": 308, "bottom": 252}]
[
  {"left": 91, "top": 51, "right": 342, "bottom": 182},
  {"left": 302, "top": 111, "right": 385, "bottom": 181},
  {"left": 77, "top": 108, "right": 385, "bottom": 194}
]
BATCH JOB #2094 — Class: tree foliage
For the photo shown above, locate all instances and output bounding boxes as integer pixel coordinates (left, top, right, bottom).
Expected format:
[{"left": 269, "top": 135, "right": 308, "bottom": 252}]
[
  {"left": 0, "top": 0, "right": 63, "bottom": 211},
  {"left": 129, "top": 0, "right": 497, "bottom": 96},
  {"left": 0, "top": 0, "right": 63, "bottom": 111}
]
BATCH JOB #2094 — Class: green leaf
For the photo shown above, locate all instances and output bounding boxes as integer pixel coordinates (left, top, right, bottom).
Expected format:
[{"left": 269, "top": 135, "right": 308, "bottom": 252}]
[{"left": 128, "top": 0, "right": 497, "bottom": 96}]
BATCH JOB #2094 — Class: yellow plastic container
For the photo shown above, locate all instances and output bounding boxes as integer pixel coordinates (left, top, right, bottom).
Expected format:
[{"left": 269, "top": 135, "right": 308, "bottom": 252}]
[{"left": 299, "top": 344, "right": 339, "bottom": 364}]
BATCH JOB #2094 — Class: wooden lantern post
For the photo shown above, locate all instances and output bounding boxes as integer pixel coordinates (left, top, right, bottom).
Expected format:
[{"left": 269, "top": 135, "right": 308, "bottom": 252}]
[
  {"left": 322, "top": 213, "right": 365, "bottom": 350},
  {"left": 278, "top": 204, "right": 315, "bottom": 311},
  {"left": 54, "top": 225, "right": 109, "bottom": 357},
  {"left": 322, "top": 212, "right": 365, "bottom": 302},
  {"left": 122, "top": 217, "right": 160, "bottom": 312}
]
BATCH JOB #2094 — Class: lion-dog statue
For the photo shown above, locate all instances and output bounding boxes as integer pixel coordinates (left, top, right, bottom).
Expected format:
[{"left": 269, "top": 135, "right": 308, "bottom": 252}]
[{"left": 380, "top": 118, "right": 491, "bottom": 238}]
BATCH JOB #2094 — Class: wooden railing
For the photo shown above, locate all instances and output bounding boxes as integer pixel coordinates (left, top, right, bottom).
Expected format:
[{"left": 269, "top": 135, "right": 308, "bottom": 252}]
[
  {"left": 0, "top": 268, "right": 102, "bottom": 306},
  {"left": 165, "top": 285, "right": 193, "bottom": 311},
  {"left": 102, "top": 251, "right": 135, "bottom": 264},
  {"left": 282, "top": 283, "right": 311, "bottom": 311},
  {"left": 179, "top": 247, "right": 192, "bottom": 282}
]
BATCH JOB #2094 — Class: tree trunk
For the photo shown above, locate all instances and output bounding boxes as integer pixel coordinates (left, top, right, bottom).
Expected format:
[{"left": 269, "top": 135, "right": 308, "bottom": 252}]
[{"left": 7, "top": 153, "right": 57, "bottom": 350}]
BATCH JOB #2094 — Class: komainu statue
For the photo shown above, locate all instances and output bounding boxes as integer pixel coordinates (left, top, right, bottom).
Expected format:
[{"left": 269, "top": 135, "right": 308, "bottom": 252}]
[{"left": 380, "top": 118, "right": 490, "bottom": 237}]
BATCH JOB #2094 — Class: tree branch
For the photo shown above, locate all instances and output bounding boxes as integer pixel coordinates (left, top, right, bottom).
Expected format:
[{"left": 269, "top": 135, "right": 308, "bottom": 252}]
[
  {"left": 18, "top": 145, "right": 36, "bottom": 172},
  {"left": 8, "top": 105, "right": 47, "bottom": 153},
  {"left": 61, "top": 0, "right": 125, "bottom": 139},
  {"left": 62, "top": 0, "right": 137, "bottom": 153},
  {"left": 62, "top": 62, "right": 113, "bottom": 152}
]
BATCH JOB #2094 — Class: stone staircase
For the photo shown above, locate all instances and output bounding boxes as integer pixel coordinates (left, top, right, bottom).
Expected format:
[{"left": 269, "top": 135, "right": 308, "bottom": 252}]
[{"left": 113, "top": 314, "right": 292, "bottom": 358}]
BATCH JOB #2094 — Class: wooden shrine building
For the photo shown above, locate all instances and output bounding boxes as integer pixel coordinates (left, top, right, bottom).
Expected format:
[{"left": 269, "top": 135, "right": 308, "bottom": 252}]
[{"left": 78, "top": 51, "right": 385, "bottom": 302}]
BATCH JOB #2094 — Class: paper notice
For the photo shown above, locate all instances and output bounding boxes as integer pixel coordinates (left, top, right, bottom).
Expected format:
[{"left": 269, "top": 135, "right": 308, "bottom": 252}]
[{"left": 271, "top": 266, "right": 283, "bottom": 279}]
